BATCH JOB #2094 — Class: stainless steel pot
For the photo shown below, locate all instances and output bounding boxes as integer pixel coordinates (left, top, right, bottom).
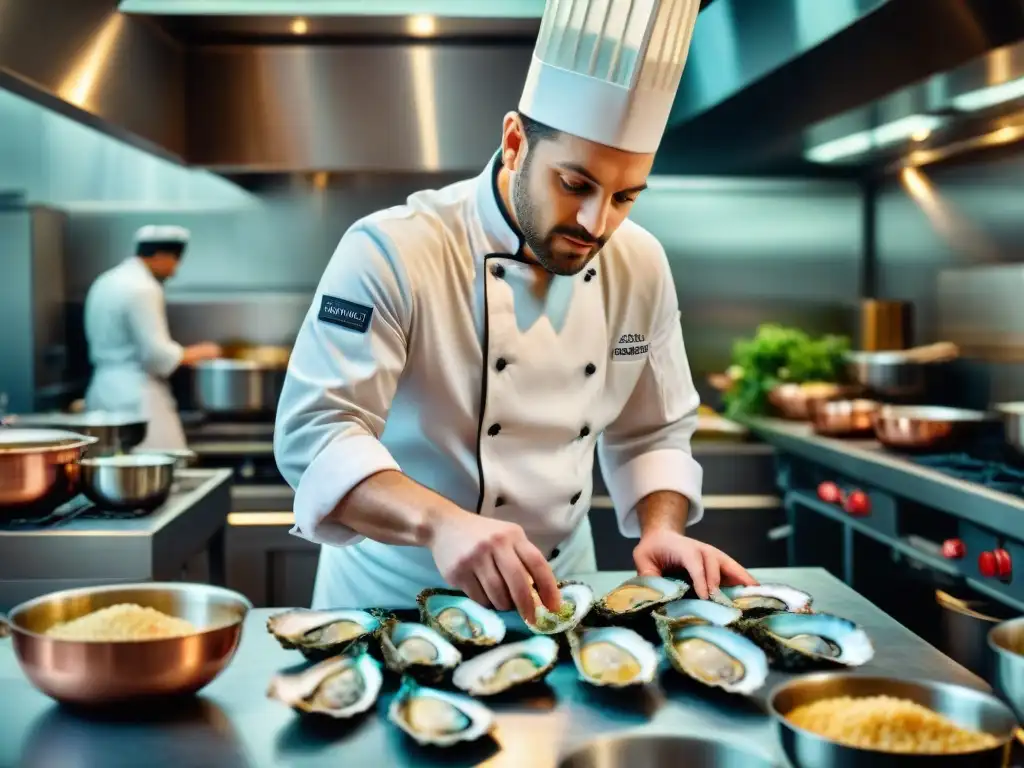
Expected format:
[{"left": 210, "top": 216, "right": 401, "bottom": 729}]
[
  {"left": 994, "top": 402, "right": 1024, "bottom": 456},
  {"left": 79, "top": 453, "right": 177, "bottom": 511},
  {"left": 558, "top": 735, "right": 778, "bottom": 768},
  {"left": 872, "top": 405, "right": 996, "bottom": 451},
  {"left": 0, "top": 429, "right": 98, "bottom": 508},
  {"left": 988, "top": 616, "right": 1024, "bottom": 722},
  {"left": 2, "top": 411, "right": 146, "bottom": 456},
  {"left": 845, "top": 343, "right": 958, "bottom": 399},
  {"left": 192, "top": 344, "right": 289, "bottom": 415}
]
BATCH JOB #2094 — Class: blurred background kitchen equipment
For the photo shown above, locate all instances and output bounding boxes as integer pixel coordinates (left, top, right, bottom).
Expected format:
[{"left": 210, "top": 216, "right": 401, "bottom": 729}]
[
  {"left": 0, "top": 582, "right": 250, "bottom": 705},
  {"left": 871, "top": 405, "right": 996, "bottom": 451},
  {"left": 79, "top": 454, "right": 178, "bottom": 511},
  {"left": 994, "top": 403, "right": 1024, "bottom": 457},
  {"left": 769, "top": 672, "right": 1018, "bottom": 768},
  {"left": 936, "top": 589, "right": 1019, "bottom": 682},
  {"left": 191, "top": 342, "right": 290, "bottom": 417},
  {"left": 0, "top": 429, "right": 98, "bottom": 511},
  {"left": 988, "top": 616, "right": 1024, "bottom": 723},
  {"left": 859, "top": 299, "right": 913, "bottom": 352},
  {"left": 768, "top": 382, "right": 857, "bottom": 421},
  {"left": 845, "top": 342, "right": 960, "bottom": 400},
  {"left": 3, "top": 411, "right": 147, "bottom": 456},
  {"left": 810, "top": 399, "right": 880, "bottom": 437}
]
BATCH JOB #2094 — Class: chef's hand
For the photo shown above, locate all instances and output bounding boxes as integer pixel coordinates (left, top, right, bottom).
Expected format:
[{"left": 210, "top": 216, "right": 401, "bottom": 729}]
[
  {"left": 633, "top": 530, "right": 758, "bottom": 599},
  {"left": 428, "top": 510, "right": 561, "bottom": 624},
  {"left": 181, "top": 342, "right": 223, "bottom": 365}
]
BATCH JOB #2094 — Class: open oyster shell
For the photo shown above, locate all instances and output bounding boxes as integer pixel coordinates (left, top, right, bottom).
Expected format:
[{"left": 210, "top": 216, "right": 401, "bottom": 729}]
[
  {"left": 267, "top": 651, "right": 382, "bottom": 718},
  {"left": 525, "top": 581, "right": 594, "bottom": 635},
  {"left": 567, "top": 626, "right": 659, "bottom": 688},
  {"left": 266, "top": 608, "right": 382, "bottom": 660},
  {"left": 660, "top": 623, "right": 769, "bottom": 695},
  {"left": 714, "top": 584, "right": 813, "bottom": 618},
  {"left": 741, "top": 611, "right": 874, "bottom": 670},
  {"left": 417, "top": 589, "right": 506, "bottom": 649},
  {"left": 388, "top": 677, "right": 495, "bottom": 747},
  {"left": 652, "top": 598, "right": 743, "bottom": 631},
  {"left": 452, "top": 636, "right": 559, "bottom": 696},
  {"left": 593, "top": 575, "right": 689, "bottom": 620},
  {"left": 379, "top": 619, "right": 462, "bottom": 683}
]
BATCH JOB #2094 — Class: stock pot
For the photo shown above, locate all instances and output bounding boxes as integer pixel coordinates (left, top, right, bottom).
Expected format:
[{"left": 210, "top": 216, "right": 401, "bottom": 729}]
[
  {"left": 192, "top": 343, "right": 290, "bottom": 416},
  {"left": 0, "top": 429, "right": 98, "bottom": 511}
]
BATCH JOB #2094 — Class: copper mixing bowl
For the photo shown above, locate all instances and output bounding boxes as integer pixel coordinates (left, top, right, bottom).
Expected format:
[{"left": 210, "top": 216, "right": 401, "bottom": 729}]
[
  {"left": 0, "top": 428, "right": 98, "bottom": 507},
  {"left": 0, "top": 582, "right": 251, "bottom": 706}
]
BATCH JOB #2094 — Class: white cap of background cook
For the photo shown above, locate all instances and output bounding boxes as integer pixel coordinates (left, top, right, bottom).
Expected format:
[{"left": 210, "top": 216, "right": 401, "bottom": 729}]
[{"left": 518, "top": 0, "right": 703, "bottom": 154}]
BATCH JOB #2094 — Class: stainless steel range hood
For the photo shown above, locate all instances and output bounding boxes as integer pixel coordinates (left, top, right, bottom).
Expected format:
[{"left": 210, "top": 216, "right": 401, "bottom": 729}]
[{"left": 1, "top": 0, "right": 1022, "bottom": 177}]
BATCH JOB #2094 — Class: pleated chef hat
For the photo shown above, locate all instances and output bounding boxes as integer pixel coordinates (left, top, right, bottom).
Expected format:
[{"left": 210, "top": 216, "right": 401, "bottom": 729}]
[
  {"left": 134, "top": 225, "right": 190, "bottom": 245},
  {"left": 519, "top": 0, "right": 702, "bottom": 154}
]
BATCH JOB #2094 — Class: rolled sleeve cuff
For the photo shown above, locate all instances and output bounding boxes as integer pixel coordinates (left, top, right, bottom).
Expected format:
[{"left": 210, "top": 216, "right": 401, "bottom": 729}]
[
  {"left": 289, "top": 434, "right": 401, "bottom": 547},
  {"left": 606, "top": 448, "right": 704, "bottom": 537}
]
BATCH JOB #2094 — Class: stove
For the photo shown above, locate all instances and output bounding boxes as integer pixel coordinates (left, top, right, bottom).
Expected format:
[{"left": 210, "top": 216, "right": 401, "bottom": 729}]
[
  {"left": 183, "top": 418, "right": 284, "bottom": 485},
  {"left": 905, "top": 440, "right": 1024, "bottom": 498},
  {"left": 0, "top": 495, "right": 156, "bottom": 530}
]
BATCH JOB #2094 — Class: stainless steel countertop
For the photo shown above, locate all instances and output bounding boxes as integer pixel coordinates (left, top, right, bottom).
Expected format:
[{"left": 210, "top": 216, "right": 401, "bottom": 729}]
[{"left": 0, "top": 568, "right": 984, "bottom": 768}]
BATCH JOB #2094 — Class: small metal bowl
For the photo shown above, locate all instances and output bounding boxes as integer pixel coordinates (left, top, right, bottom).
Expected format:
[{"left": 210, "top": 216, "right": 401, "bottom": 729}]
[
  {"left": 988, "top": 616, "right": 1024, "bottom": 722},
  {"left": 811, "top": 399, "right": 881, "bottom": 437},
  {"left": 79, "top": 453, "right": 177, "bottom": 511},
  {"left": 871, "top": 405, "right": 996, "bottom": 451},
  {"left": 0, "top": 582, "right": 251, "bottom": 706},
  {"left": 770, "top": 672, "right": 1018, "bottom": 767},
  {"left": 558, "top": 734, "right": 778, "bottom": 768},
  {"left": 769, "top": 383, "right": 858, "bottom": 421}
]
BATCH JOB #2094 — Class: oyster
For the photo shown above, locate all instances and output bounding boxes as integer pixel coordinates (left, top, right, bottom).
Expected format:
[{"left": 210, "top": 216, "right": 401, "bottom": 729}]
[
  {"left": 660, "top": 623, "right": 769, "bottom": 695},
  {"left": 715, "top": 584, "right": 812, "bottom": 618},
  {"left": 452, "top": 636, "right": 559, "bottom": 696},
  {"left": 417, "top": 588, "right": 506, "bottom": 648},
  {"left": 388, "top": 677, "right": 495, "bottom": 747},
  {"left": 743, "top": 611, "right": 874, "bottom": 670},
  {"left": 526, "top": 581, "right": 594, "bottom": 635},
  {"left": 594, "top": 575, "right": 689, "bottom": 620},
  {"left": 378, "top": 619, "right": 462, "bottom": 683},
  {"left": 567, "top": 626, "right": 659, "bottom": 688},
  {"left": 267, "top": 651, "right": 382, "bottom": 718},
  {"left": 652, "top": 598, "right": 742, "bottom": 631},
  {"left": 266, "top": 608, "right": 381, "bottom": 660}
]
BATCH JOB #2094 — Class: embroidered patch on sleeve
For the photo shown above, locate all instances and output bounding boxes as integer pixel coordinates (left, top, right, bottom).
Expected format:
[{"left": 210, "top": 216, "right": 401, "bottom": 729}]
[{"left": 318, "top": 295, "right": 374, "bottom": 334}]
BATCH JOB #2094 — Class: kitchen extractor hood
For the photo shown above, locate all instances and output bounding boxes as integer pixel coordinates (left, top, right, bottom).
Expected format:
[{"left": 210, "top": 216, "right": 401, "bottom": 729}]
[{"left": 1, "top": 0, "right": 1022, "bottom": 177}]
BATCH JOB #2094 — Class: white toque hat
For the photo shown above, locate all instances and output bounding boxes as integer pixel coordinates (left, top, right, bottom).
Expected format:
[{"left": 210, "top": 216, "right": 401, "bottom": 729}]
[
  {"left": 518, "top": 0, "right": 702, "bottom": 154},
  {"left": 134, "top": 225, "right": 191, "bottom": 245}
]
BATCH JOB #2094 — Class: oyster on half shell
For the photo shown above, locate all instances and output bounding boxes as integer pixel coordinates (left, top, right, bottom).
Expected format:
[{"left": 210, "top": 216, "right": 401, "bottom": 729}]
[
  {"left": 567, "top": 626, "right": 658, "bottom": 688},
  {"left": 652, "top": 598, "right": 743, "bottom": 631},
  {"left": 379, "top": 619, "right": 462, "bottom": 683},
  {"left": 388, "top": 677, "right": 495, "bottom": 747},
  {"left": 267, "top": 651, "right": 383, "bottom": 718},
  {"left": 526, "top": 581, "right": 594, "bottom": 635},
  {"left": 660, "top": 623, "right": 769, "bottom": 695},
  {"left": 417, "top": 589, "right": 506, "bottom": 648},
  {"left": 266, "top": 608, "right": 381, "bottom": 660},
  {"left": 715, "top": 584, "right": 813, "bottom": 618},
  {"left": 742, "top": 611, "right": 874, "bottom": 670},
  {"left": 594, "top": 575, "right": 689, "bottom": 620},
  {"left": 453, "top": 636, "right": 559, "bottom": 696}
]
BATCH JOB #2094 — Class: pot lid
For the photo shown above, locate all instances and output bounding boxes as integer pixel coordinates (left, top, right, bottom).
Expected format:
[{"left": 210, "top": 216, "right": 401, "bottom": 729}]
[{"left": 0, "top": 429, "right": 99, "bottom": 453}]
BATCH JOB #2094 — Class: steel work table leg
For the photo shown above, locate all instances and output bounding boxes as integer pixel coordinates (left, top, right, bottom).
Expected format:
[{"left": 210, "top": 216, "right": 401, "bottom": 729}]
[{"left": 208, "top": 525, "right": 227, "bottom": 587}]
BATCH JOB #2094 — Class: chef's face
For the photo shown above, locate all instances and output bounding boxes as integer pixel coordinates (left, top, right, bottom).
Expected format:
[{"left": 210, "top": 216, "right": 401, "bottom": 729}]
[
  {"left": 503, "top": 114, "right": 654, "bottom": 276},
  {"left": 145, "top": 253, "right": 182, "bottom": 283}
]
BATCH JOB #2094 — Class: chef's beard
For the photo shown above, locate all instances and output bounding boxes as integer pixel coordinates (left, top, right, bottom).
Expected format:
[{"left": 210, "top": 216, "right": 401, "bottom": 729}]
[{"left": 512, "top": 158, "right": 606, "bottom": 276}]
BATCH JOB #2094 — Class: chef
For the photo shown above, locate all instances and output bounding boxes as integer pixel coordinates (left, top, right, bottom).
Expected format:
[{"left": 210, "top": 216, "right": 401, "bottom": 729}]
[
  {"left": 275, "top": 0, "right": 757, "bottom": 620},
  {"left": 83, "top": 225, "right": 222, "bottom": 450}
]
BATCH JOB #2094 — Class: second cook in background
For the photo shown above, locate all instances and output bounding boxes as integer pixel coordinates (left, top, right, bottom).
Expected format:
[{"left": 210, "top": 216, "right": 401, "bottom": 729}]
[{"left": 274, "top": 0, "right": 757, "bottom": 620}]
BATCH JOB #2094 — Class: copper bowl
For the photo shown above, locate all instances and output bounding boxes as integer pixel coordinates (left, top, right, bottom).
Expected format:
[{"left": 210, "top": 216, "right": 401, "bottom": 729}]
[
  {"left": 871, "top": 405, "right": 996, "bottom": 451},
  {"left": 0, "top": 582, "right": 251, "bottom": 706},
  {"left": 0, "top": 428, "right": 98, "bottom": 507},
  {"left": 811, "top": 399, "right": 881, "bottom": 437},
  {"left": 768, "top": 383, "right": 857, "bottom": 421}
]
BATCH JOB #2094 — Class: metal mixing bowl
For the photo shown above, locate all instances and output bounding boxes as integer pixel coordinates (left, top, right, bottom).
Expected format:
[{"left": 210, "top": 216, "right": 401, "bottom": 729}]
[
  {"left": 0, "top": 429, "right": 98, "bottom": 507},
  {"left": 871, "top": 405, "right": 996, "bottom": 451},
  {"left": 557, "top": 734, "right": 778, "bottom": 768},
  {"left": 845, "top": 351, "right": 933, "bottom": 398},
  {"left": 0, "top": 582, "right": 251, "bottom": 706},
  {"left": 811, "top": 399, "right": 881, "bottom": 437},
  {"left": 79, "top": 453, "right": 177, "bottom": 511},
  {"left": 3, "top": 411, "right": 147, "bottom": 456},
  {"left": 769, "top": 673, "right": 1018, "bottom": 767},
  {"left": 988, "top": 616, "right": 1024, "bottom": 722},
  {"left": 993, "top": 403, "right": 1024, "bottom": 457}
]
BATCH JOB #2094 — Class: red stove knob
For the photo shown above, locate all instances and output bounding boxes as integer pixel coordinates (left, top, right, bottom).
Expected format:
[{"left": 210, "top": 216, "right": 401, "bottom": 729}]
[
  {"left": 979, "top": 549, "right": 1012, "bottom": 579},
  {"left": 941, "top": 539, "right": 966, "bottom": 559},
  {"left": 844, "top": 490, "right": 871, "bottom": 517},
  {"left": 817, "top": 481, "right": 842, "bottom": 505}
]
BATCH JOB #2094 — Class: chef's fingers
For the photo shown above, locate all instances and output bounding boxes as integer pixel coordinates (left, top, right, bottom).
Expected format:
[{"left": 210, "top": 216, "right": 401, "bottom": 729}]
[
  {"left": 494, "top": 545, "right": 539, "bottom": 623},
  {"left": 682, "top": 546, "right": 708, "bottom": 599},
  {"left": 718, "top": 551, "right": 758, "bottom": 587},
  {"left": 475, "top": 553, "right": 513, "bottom": 612},
  {"left": 459, "top": 573, "right": 490, "bottom": 608},
  {"left": 702, "top": 548, "right": 721, "bottom": 595},
  {"left": 514, "top": 540, "right": 561, "bottom": 614},
  {"left": 633, "top": 547, "right": 660, "bottom": 578}
]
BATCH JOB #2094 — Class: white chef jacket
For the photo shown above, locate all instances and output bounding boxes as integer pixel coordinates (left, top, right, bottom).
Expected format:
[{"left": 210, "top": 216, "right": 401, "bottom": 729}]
[
  {"left": 275, "top": 154, "right": 704, "bottom": 610},
  {"left": 83, "top": 257, "right": 187, "bottom": 450}
]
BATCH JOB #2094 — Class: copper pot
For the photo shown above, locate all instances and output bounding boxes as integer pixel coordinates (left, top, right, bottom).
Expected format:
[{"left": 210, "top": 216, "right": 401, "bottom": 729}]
[
  {"left": 0, "top": 582, "right": 251, "bottom": 706},
  {"left": 768, "top": 383, "right": 860, "bottom": 421},
  {"left": 871, "top": 405, "right": 996, "bottom": 450},
  {"left": 811, "top": 399, "right": 881, "bottom": 437},
  {"left": 0, "top": 428, "right": 98, "bottom": 507}
]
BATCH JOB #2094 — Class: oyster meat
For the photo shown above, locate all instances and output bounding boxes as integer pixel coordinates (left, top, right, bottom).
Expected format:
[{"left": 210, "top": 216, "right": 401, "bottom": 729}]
[
  {"left": 266, "top": 608, "right": 381, "bottom": 660},
  {"left": 716, "top": 584, "right": 812, "bottom": 617},
  {"left": 526, "top": 581, "right": 594, "bottom": 635},
  {"left": 453, "top": 636, "right": 559, "bottom": 696},
  {"left": 744, "top": 611, "right": 874, "bottom": 670},
  {"left": 594, "top": 575, "right": 689, "bottom": 619},
  {"left": 379, "top": 619, "right": 462, "bottom": 683},
  {"left": 568, "top": 626, "right": 658, "bottom": 688},
  {"left": 661, "top": 623, "right": 769, "bottom": 695},
  {"left": 267, "top": 651, "right": 383, "bottom": 718},
  {"left": 653, "top": 598, "right": 742, "bottom": 631},
  {"left": 417, "top": 589, "right": 506, "bottom": 648},
  {"left": 388, "top": 677, "right": 495, "bottom": 747}
]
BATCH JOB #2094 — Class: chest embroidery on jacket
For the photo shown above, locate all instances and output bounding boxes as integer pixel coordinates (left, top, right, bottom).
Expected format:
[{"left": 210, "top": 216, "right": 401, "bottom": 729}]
[
  {"left": 318, "top": 295, "right": 374, "bottom": 334},
  {"left": 611, "top": 332, "right": 649, "bottom": 361}
]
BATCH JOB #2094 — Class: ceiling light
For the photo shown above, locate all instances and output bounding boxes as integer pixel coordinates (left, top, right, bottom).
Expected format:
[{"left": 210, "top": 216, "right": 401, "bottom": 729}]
[
  {"left": 290, "top": 17, "right": 308, "bottom": 35},
  {"left": 806, "top": 114, "right": 944, "bottom": 163},
  {"left": 408, "top": 14, "right": 436, "bottom": 37},
  {"left": 951, "top": 77, "right": 1024, "bottom": 112}
]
